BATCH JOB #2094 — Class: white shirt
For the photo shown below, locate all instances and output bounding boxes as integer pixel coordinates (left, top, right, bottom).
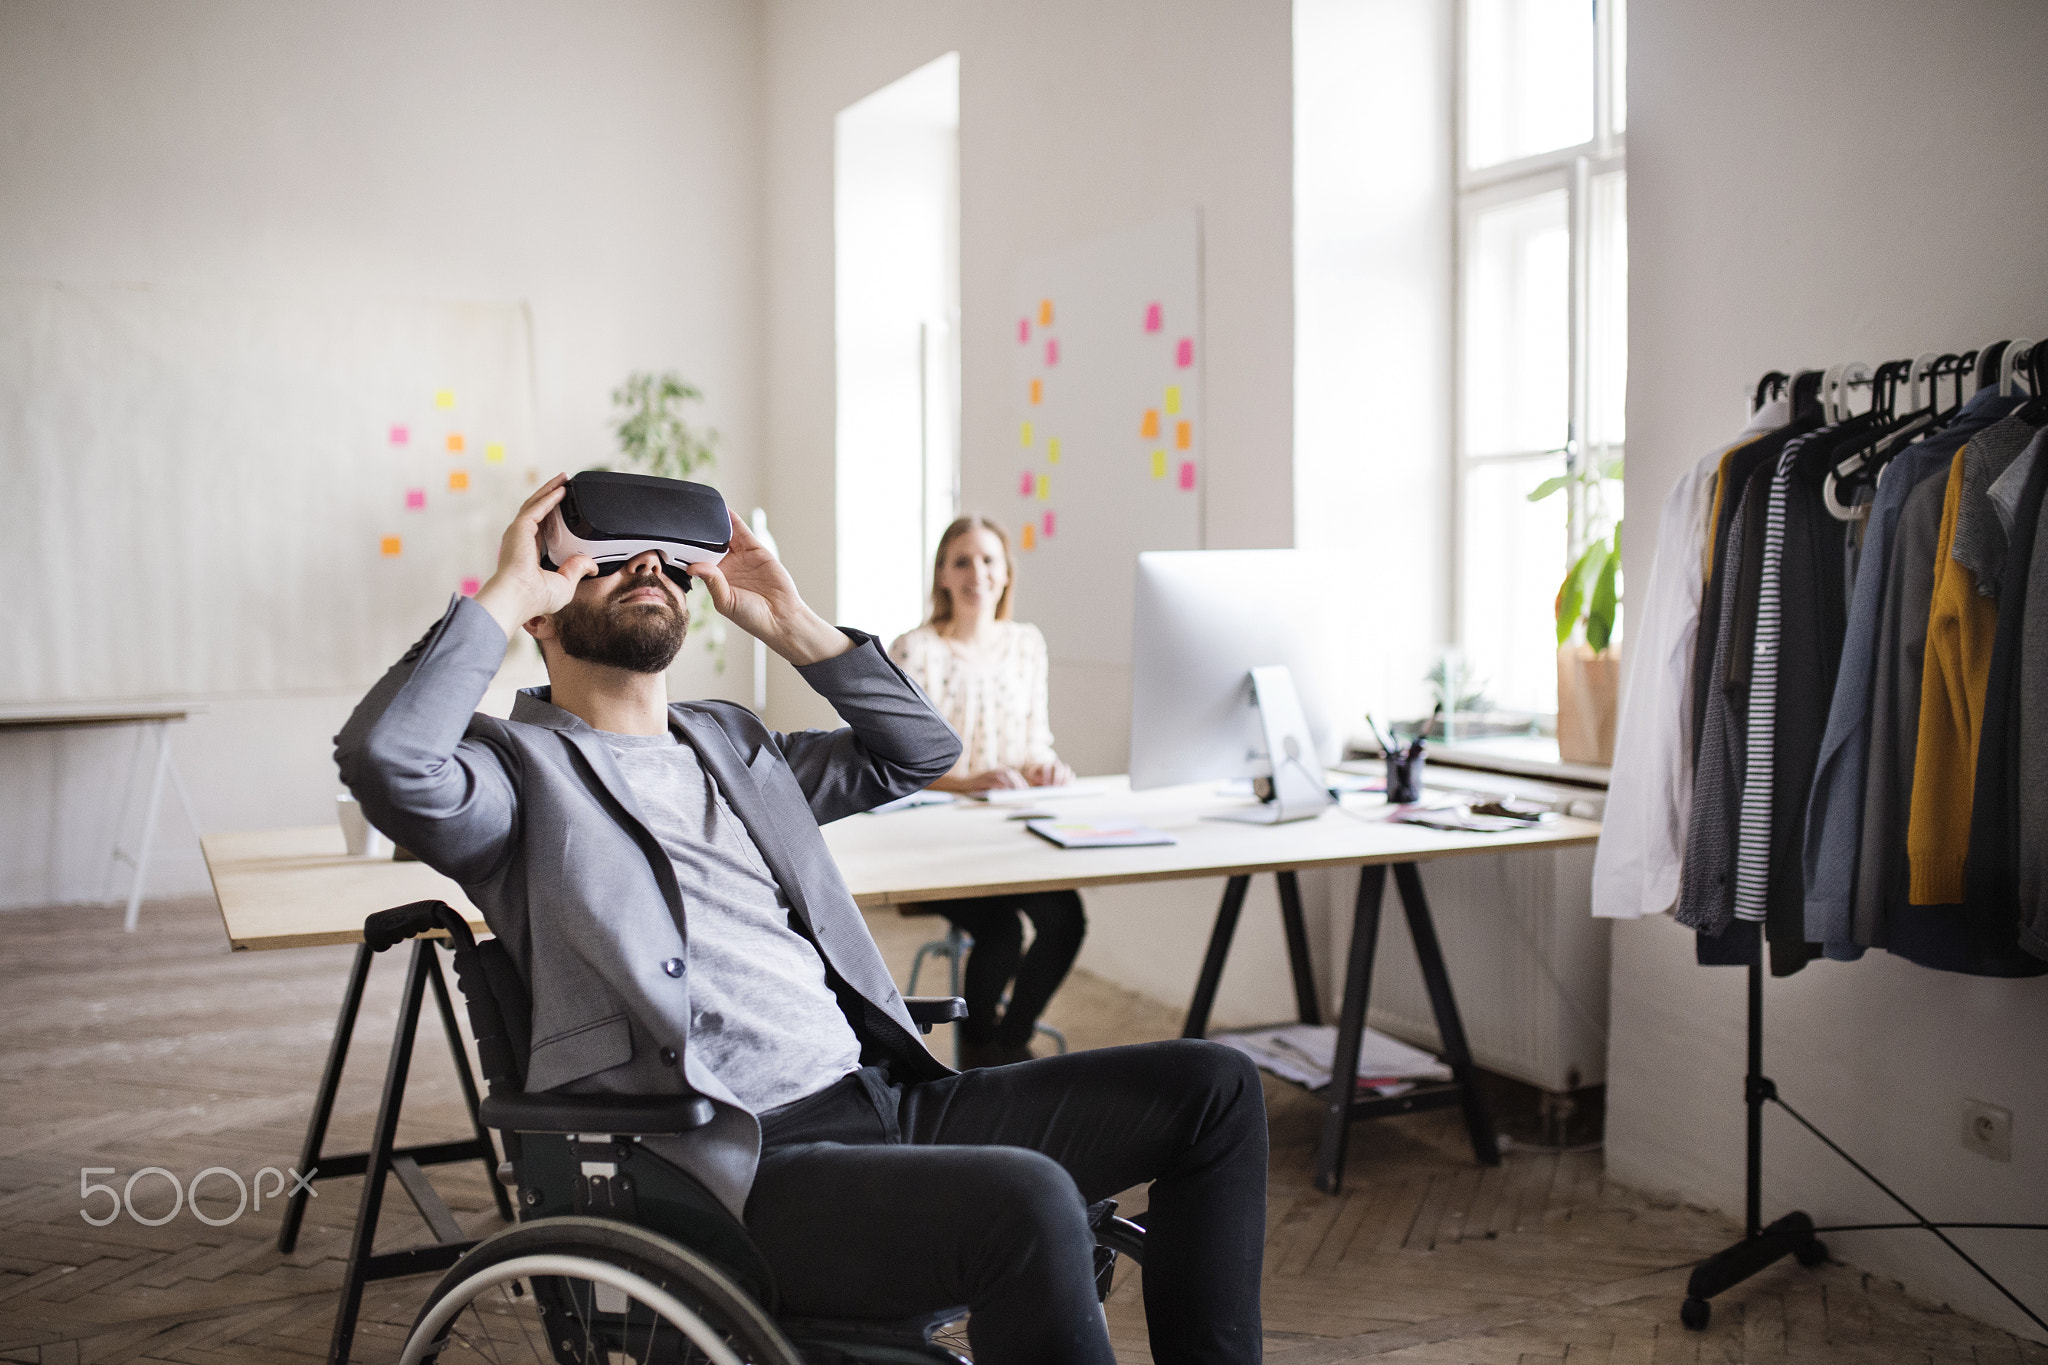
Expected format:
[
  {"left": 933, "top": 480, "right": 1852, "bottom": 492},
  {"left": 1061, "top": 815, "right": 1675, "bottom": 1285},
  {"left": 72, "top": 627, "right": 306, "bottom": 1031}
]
[
  {"left": 889, "top": 621, "right": 1057, "bottom": 777},
  {"left": 1591, "top": 398, "right": 1789, "bottom": 919}
]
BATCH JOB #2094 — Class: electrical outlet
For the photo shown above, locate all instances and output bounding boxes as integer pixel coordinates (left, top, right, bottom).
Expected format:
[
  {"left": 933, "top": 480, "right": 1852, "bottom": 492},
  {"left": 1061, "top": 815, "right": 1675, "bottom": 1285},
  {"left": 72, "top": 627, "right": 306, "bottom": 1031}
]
[{"left": 1961, "top": 1099, "right": 2012, "bottom": 1162}]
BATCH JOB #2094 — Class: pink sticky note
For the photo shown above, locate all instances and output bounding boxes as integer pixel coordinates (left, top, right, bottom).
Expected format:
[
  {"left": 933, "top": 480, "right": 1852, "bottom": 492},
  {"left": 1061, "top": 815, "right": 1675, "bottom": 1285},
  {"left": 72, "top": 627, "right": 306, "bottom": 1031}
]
[
  {"left": 1046, "top": 338, "right": 1060, "bottom": 365},
  {"left": 460, "top": 576, "right": 480, "bottom": 596},
  {"left": 1042, "top": 511, "right": 1056, "bottom": 537},
  {"left": 1144, "top": 303, "right": 1162, "bottom": 332},
  {"left": 1020, "top": 470, "right": 1036, "bottom": 497},
  {"left": 1176, "top": 338, "right": 1194, "bottom": 368},
  {"left": 389, "top": 424, "right": 409, "bottom": 446},
  {"left": 1018, "top": 318, "right": 1031, "bottom": 343},
  {"left": 405, "top": 488, "right": 425, "bottom": 510},
  {"left": 1178, "top": 461, "right": 1197, "bottom": 491}
]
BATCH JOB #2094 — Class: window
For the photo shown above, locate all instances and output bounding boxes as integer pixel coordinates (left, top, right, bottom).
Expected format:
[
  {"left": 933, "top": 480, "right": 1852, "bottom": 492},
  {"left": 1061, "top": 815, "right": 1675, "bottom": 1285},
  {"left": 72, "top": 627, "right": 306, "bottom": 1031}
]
[
  {"left": 1455, "top": 0, "right": 1625, "bottom": 717},
  {"left": 834, "top": 53, "right": 961, "bottom": 643}
]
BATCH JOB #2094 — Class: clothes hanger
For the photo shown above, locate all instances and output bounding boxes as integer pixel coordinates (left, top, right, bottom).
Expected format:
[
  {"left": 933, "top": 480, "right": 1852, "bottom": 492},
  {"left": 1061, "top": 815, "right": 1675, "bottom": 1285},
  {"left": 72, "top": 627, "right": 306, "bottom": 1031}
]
[
  {"left": 1975, "top": 340, "right": 2012, "bottom": 395},
  {"left": 1905, "top": 352, "right": 1941, "bottom": 414},
  {"left": 2015, "top": 339, "right": 2048, "bottom": 425},
  {"left": 1790, "top": 368, "right": 1825, "bottom": 420},
  {"left": 1753, "top": 370, "right": 1790, "bottom": 415},
  {"left": 1997, "top": 337, "right": 2036, "bottom": 396},
  {"left": 1824, "top": 359, "right": 1934, "bottom": 520}
]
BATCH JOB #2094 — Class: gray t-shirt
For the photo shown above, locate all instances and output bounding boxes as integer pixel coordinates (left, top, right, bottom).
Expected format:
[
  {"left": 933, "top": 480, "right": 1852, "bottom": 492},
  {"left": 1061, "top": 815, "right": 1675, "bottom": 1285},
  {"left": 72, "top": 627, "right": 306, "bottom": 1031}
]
[{"left": 604, "top": 730, "right": 861, "bottom": 1113}]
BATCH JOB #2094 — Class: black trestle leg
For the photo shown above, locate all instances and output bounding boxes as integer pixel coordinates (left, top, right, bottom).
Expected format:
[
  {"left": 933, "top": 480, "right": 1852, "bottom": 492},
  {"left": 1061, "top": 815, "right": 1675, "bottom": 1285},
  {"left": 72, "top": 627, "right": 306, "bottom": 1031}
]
[
  {"left": 1182, "top": 875, "right": 1251, "bottom": 1040},
  {"left": 280, "top": 942, "right": 371, "bottom": 1255},
  {"left": 1316, "top": 864, "right": 1387, "bottom": 1194},
  {"left": 1275, "top": 870, "right": 1323, "bottom": 1026}
]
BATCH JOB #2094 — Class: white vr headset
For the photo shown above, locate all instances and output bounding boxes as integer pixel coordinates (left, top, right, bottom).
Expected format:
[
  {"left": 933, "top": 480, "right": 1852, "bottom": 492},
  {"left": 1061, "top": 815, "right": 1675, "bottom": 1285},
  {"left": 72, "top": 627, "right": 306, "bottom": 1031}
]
[{"left": 540, "top": 471, "right": 731, "bottom": 588}]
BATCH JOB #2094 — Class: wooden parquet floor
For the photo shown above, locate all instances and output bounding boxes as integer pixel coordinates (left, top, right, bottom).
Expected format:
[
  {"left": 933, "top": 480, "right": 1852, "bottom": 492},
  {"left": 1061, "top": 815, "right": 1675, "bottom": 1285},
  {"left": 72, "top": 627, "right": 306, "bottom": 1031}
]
[{"left": 1, "top": 897, "right": 2038, "bottom": 1364}]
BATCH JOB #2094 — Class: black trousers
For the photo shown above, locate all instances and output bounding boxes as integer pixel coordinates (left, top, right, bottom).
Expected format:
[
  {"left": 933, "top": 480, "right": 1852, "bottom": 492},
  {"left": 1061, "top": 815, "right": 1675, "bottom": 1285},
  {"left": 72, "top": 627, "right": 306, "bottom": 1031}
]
[
  {"left": 744, "top": 1039, "right": 1268, "bottom": 1365},
  {"left": 928, "top": 890, "right": 1087, "bottom": 1047}
]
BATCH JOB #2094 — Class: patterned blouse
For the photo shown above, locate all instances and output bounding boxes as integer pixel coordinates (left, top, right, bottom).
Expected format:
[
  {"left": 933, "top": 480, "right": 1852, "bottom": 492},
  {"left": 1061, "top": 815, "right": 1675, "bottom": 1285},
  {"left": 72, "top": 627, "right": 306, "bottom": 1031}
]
[{"left": 888, "top": 621, "right": 1058, "bottom": 778}]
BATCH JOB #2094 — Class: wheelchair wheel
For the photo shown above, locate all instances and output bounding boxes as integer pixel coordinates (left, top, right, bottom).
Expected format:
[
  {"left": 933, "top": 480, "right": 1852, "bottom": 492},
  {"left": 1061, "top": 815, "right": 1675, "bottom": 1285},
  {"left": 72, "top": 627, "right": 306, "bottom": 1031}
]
[{"left": 400, "top": 1216, "right": 803, "bottom": 1365}]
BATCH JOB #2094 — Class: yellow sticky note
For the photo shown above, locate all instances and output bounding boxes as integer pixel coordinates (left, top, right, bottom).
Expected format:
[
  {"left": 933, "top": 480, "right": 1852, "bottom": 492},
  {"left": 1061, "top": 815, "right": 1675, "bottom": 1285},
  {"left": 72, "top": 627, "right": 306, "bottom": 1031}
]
[
  {"left": 1165, "top": 385, "right": 1181, "bottom": 415},
  {"left": 1175, "top": 420, "right": 1192, "bottom": 451},
  {"left": 1037, "top": 472, "right": 1050, "bottom": 500},
  {"left": 434, "top": 390, "right": 455, "bottom": 408},
  {"left": 485, "top": 442, "right": 505, "bottom": 463},
  {"left": 1141, "top": 409, "right": 1160, "bottom": 439},
  {"left": 1151, "top": 450, "right": 1167, "bottom": 479},
  {"left": 1021, "top": 421, "right": 1033, "bottom": 447},
  {"left": 1029, "top": 379, "right": 1042, "bottom": 405},
  {"left": 449, "top": 470, "right": 470, "bottom": 491},
  {"left": 1022, "top": 522, "right": 1037, "bottom": 549},
  {"left": 1038, "top": 299, "right": 1053, "bottom": 326},
  {"left": 380, "top": 535, "right": 403, "bottom": 557},
  {"left": 446, "top": 433, "right": 466, "bottom": 453},
  {"left": 1048, "top": 437, "right": 1061, "bottom": 463}
]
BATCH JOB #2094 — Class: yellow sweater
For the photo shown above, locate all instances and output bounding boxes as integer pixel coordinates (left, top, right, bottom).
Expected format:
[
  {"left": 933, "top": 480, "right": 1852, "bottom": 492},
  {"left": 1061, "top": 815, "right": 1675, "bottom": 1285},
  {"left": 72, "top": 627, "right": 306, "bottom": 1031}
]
[{"left": 1908, "top": 448, "right": 1998, "bottom": 904}]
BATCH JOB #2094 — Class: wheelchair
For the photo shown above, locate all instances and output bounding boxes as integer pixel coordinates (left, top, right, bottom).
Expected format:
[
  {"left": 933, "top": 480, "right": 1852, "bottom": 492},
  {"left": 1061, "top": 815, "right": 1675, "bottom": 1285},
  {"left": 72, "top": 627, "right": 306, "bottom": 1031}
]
[{"left": 366, "top": 902, "right": 1147, "bottom": 1365}]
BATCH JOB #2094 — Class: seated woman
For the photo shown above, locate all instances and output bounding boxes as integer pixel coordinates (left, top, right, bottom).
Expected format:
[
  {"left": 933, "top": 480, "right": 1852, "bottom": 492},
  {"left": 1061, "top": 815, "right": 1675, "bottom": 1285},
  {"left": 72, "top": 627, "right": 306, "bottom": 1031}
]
[{"left": 891, "top": 515, "right": 1086, "bottom": 1068}]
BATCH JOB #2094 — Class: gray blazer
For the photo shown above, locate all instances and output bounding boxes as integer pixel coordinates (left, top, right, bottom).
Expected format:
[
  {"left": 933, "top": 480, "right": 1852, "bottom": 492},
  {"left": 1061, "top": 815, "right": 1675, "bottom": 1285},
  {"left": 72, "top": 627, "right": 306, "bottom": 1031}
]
[{"left": 334, "top": 595, "right": 963, "bottom": 1217}]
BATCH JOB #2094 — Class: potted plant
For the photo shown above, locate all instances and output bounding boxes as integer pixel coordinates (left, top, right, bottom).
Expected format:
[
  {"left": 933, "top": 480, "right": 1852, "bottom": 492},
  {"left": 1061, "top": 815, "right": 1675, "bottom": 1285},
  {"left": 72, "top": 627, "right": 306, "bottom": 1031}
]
[
  {"left": 1529, "top": 454, "right": 1622, "bottom": 765},
  {"left": 608, "top": 371, "right": 727, "bottom": 671}
]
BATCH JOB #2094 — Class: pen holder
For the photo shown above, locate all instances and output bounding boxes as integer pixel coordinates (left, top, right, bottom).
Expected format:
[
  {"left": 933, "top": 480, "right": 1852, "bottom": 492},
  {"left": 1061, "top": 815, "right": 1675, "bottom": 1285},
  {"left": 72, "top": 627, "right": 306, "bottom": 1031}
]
[{"left": 1385, "top": 749, "right": 1426, "bottom": 805}]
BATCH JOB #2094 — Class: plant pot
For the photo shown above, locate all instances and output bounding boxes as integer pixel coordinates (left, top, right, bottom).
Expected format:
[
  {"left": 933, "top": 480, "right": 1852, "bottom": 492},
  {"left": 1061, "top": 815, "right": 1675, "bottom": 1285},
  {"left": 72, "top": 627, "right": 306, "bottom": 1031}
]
[{"left": 1556, "top": 644, "right": 1620, "bottom": 767}]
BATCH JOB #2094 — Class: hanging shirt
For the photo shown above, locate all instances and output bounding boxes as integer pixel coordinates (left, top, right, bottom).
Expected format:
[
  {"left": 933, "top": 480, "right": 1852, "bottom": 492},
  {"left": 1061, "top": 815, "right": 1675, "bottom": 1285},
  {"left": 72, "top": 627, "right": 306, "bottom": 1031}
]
[
  {"left": 1592, "top": 399, "right": 1787, "bottom": 920},
  {"left": 889, "top": 621, "right": 1057, "bottom": 777}
]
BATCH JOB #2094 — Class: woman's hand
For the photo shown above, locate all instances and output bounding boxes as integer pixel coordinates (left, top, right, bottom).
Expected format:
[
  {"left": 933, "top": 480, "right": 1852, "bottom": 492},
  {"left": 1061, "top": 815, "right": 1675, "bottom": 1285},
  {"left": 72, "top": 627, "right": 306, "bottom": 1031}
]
[
  {"left": 691, "top": 512, "right": 852, "bottom": 665},
  {"left": 473, "top": 474, "right": 596, "bottom": 636},
  {"left": 930, "top": 766, "right": 1031, "bottom": 794},
  {"left": 1019, "top": 760, "right": 1075, "bottom": 788}
]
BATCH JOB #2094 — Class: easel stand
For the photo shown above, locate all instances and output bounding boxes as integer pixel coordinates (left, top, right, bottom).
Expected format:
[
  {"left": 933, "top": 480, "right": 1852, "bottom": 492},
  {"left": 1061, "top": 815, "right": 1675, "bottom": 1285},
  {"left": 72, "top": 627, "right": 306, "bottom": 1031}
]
[
  {"left": 1681, "top": 954, "right": 2047, "bottom": 1333},
  {"left": 1181, "top": 863, "right": 1501, "bottom": 1193},
  {"left": 275, "top": 936, "right": 513, "bottom": 1363}
]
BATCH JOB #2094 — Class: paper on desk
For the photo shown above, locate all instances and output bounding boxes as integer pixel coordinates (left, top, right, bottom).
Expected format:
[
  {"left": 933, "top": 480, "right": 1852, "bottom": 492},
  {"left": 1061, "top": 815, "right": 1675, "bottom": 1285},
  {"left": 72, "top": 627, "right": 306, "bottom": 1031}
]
[
  {"left": 973, "top": 784, "right": 1093, "bottom": 805},
  {"left": 867, "top": 790, "right": 955, "bottom": 814},
  {"left": 1216, "top": 1024, "right": 1452, "bottom": 1093}
]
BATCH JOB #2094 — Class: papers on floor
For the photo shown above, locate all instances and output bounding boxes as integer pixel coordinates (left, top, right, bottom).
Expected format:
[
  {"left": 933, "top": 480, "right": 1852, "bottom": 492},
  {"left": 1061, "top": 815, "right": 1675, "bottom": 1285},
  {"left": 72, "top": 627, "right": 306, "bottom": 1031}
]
[
  {"left": 1216, "top": 1023, "right": 1452, "bottom": 1097},
  {"left": 1025, "top": 818, "right": 1177, "bottom": 848}
]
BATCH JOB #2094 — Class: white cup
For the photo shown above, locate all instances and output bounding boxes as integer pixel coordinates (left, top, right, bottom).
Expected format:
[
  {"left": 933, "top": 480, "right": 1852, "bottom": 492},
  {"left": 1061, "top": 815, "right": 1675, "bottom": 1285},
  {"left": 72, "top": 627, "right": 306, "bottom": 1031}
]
[{"left": 336, "top": 795, "right": 393, "bottom": 860}]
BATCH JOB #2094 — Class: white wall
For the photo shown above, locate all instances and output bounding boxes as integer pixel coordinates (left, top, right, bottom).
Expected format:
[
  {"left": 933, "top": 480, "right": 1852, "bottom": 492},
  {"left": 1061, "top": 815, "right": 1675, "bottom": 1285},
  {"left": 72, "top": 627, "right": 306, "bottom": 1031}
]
[
  {"left": 1614, "top": 0, "right": 2048, "bottom": 1336},
  {"left": 0, "top": 0, "right": 765, "bottom": 907},
  {"left": 761, "top": 0, "right": 1314, "bottom": 1028}
]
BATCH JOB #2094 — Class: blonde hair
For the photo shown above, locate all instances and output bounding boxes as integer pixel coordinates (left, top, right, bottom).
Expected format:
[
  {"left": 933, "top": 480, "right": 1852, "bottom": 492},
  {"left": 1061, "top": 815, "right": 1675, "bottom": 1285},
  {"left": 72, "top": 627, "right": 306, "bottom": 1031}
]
[{"left": 928, "top": 515, "right": 1015, "bottom": 625}]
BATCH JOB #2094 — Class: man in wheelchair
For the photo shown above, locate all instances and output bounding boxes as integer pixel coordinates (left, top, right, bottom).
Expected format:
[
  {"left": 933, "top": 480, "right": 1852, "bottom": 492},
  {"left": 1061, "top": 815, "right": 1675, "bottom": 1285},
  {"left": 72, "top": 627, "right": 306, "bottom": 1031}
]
[{"left": 336, "top": 475, "right": 1268, "bottom": 1364}]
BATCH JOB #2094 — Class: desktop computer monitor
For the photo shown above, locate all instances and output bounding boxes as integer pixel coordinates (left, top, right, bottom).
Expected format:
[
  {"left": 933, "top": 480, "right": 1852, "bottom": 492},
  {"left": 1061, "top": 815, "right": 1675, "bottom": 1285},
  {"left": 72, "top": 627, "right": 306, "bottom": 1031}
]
[{"left": 1129, "top": 550, "right": 1343, "bottom": 818}]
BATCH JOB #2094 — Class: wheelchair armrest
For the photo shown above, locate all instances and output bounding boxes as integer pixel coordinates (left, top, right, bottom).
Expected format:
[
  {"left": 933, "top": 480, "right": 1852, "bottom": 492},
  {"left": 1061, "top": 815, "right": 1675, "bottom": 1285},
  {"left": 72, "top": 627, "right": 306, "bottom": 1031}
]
[
  {"left": 363, "top": 900, "right": 476, "bottom": 953},
  {"left": 479, "top": 1088, "right": 716, "bottom": 1136},
  {"left": 904, "top": 996, "right": 968, "bottom": 1033}
]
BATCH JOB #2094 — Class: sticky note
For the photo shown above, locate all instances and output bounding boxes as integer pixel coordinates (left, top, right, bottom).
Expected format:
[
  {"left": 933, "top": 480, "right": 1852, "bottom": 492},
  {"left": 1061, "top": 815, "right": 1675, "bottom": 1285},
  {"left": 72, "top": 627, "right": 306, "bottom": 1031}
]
[
  {"left": 1018, "top": 318, "right": 1030, "bottom": 343},
  {"left": 1021, "top": 421, "right": 1034, "bottom": 447},
  {"left": 1038, "top": 299, "right": 1053, "bottom": 326},
  {"left": 389, "top": 424, "right": 410, "bottom": 446},
  {"left": 1047, "top": 437, "right": 1061, "bottom": 463},
  {"left": 460, "top": 576, "right": 480, "bottom": 596},
  {"left": 1030, "top": 379, "right": 1042, "bottom": 405},
  {"left": 1020, "top": 470, "right": 1036, "bottom": 497},
  {"left": 380, "top": 536, "right": 403, "bottom": 557},
  {"left": 435, "top": 390, "right": 455, "bottom": 408},
  {"left": 1165, "top": 386, "right": 1181, "bottom": 415},
  {"left": 1179, "top": 461, "right": 1197, "bottom": 491},
  {"left": 446, "top": 433, "right": 465, "bottom": 453},
  {"left": 485, "top": 442, "right": 505, "bottom": 463},
  {"left": 1145, "top": 303, "right": 1162, "bottom": 332},
  {"left": 1037, "top": 473, "right": 1050, "bottom": 501},
  {"left": 1022, "top": 522, "right": 1037, "bottom": 550},
  {"left": 1176, "top": 338, "right": 1194, "bottom": 368},
  {"left": 1045, "top": 338, "right": 1059, "bottom": 366},
  {"left": 1042, "top": 511, "right": 1056, "bottom": 537},
  {"left": 449, "top": 470, "right": 470, "bottom": 492},
  {"left": 405, "top": 488, "right": 425, "bottom": 510},
  {"left": 1175, "top": 420, "right": 1192, "bottom": 450},
  {"left": 1152, "top": 450, "right": 1167, "bottom": 479},
  {"left": 1141, "top": 409, "right": 1160, "bottom": 438}
]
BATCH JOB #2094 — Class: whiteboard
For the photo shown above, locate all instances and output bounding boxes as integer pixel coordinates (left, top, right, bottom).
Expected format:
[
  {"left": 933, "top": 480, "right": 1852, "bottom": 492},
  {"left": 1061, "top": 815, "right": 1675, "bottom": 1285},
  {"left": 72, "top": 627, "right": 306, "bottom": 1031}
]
[
  {"left": 1008, "top": 211, "right": 1203, "bottom": 667},
  {"left": 0, "top": 283, "right": 538, "bottom": 703}
]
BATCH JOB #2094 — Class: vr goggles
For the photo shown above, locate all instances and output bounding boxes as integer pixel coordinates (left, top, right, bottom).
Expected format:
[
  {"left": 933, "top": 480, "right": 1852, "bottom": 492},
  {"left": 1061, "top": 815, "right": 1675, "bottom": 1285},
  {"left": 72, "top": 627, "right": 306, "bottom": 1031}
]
[{"left": 540, "top": 471, "right": 731, "bottom": 589}]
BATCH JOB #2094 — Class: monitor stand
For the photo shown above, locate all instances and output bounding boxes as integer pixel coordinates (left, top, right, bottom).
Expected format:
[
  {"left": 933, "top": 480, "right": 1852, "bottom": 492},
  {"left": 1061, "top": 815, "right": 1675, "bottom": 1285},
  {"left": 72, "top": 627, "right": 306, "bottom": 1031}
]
[{"left": 1209, "top": 665, "right": 1334, "bottom": 825}]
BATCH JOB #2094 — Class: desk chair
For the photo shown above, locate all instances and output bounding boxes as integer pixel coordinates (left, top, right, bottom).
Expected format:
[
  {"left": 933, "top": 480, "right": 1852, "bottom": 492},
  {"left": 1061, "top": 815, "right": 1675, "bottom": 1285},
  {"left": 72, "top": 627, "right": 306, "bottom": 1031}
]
[
  {"left": 367, "top": 901, "right": 1142, "bottom": 1365},
  {"left": 902, "top": 912, "right": 1069, "bottom": 1065}
]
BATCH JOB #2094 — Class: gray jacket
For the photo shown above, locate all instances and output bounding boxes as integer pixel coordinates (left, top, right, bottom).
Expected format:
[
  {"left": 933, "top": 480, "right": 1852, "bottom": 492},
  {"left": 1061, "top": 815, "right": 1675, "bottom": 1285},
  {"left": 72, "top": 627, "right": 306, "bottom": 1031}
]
[{"left": 334, "top": 595, "right": 963, "bottom": 1216}]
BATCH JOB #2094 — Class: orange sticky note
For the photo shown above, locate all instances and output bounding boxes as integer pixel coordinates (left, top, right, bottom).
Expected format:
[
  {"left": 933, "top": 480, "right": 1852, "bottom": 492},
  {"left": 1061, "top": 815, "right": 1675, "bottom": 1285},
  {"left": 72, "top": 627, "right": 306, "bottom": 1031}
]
[
  {"left": 1037, "top": 473, "right": 1050, "bottom": 501},
  {"left": 485, "top": 442, "right": 505, "bottom": 463},
  {"left": 1047, "top": 437, "right": 1061, "bottom": 463},
  {"left": 1038, "top": 299, "right": 1053, "bottom": 326},
  {"left": 1164, "top": 386, "right": 1181, "bottom": 415},
  {"left": 447, "top": 433, "right": 465, "bottom": 453},
  {"left": 1021, "top": 421, "right": 1034, "bottom": 447},
  {"left": 1151, "top": 451, "right": 1167, "bottom": 479},
  {"left": 449, "top": 470, "right": 470, "bottom": 491},
  {"left": 1022, "top": 522, "right": 1037, "bottom": 550},
  {"left": 1030, "top": 379, "right": 1042, "bottom": 405},
  {"left": 380, "top": 536, "right": 403, "bottom": 557},
  {"left": 1175, "top": 420, "right": 1192, "bottom": 450},
  {"left": 434, "top": 390, "right": 455, "bottom": 408},
  {"left": 1141, "top": 410, "right": 1160, "bottom": 438}
]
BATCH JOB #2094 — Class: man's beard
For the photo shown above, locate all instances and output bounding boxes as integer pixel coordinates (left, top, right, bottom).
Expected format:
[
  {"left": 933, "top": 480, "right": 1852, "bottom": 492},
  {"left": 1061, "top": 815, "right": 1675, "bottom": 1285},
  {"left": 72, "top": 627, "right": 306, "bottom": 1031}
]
[{"left": 551, "top": 582, "right": 688, "bottom": 674}]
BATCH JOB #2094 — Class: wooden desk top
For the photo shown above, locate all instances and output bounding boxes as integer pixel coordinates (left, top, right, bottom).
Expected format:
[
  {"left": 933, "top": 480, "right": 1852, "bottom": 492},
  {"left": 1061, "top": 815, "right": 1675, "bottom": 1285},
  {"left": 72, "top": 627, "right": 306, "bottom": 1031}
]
[
  {"left": 0, "top": 700, "right": 209, "bottom": 732},
  {"left": 823, "top": 776, "right": 1600, "bottom": 909},
  {"left": 202, "top": 778, "right": 1598, "bottom": 951}
]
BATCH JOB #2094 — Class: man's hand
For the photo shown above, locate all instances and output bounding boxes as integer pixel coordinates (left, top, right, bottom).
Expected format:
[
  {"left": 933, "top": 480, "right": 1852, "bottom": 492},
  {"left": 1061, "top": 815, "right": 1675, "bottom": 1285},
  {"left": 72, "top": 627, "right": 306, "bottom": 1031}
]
[
  {"left": 473, "top": 475, "right": 596, "bottom": 636},
  {"left": 691, "top": 512, "right": 852, "bottom": 665}
]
